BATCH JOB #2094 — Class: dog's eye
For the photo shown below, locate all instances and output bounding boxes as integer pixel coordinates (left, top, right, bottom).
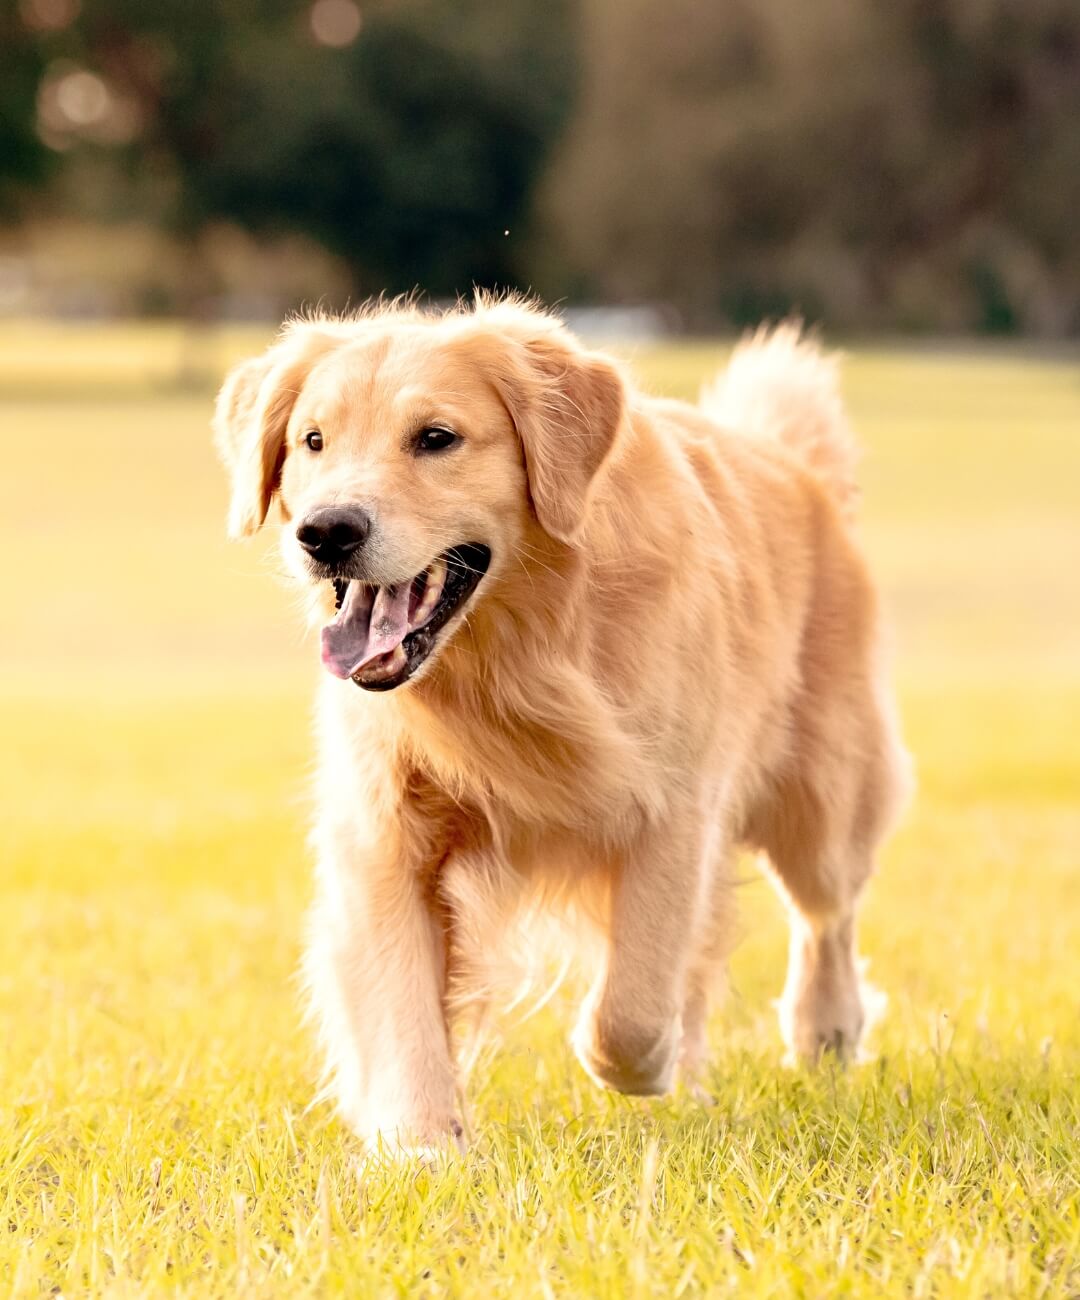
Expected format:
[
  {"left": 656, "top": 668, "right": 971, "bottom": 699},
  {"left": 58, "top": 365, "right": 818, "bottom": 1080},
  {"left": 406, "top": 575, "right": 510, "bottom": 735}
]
[
  {"left": 304, "top": 430, "right": 323, "bottom": 452},
  {"left": 416, "top": 427, "right": 458, "bottom": 453}
]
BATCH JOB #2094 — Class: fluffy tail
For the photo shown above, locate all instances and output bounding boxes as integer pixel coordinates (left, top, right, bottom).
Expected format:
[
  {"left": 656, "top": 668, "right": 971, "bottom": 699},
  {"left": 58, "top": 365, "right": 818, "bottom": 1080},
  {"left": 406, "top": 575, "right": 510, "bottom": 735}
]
[{"left": 699, "top": 322, "right": 860, "bottom": 518}]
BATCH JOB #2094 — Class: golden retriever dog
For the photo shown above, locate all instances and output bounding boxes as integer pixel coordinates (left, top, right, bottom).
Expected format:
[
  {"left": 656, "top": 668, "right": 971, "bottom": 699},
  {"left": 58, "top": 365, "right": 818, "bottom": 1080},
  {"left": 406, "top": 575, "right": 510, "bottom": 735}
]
[{"left": 214, "top": 296, "right": 909, "bottom": 1157}]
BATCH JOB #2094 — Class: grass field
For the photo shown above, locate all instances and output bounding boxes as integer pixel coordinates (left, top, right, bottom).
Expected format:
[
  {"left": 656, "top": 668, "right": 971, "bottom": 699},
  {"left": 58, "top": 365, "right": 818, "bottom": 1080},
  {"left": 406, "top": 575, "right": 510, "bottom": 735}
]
[{"left": 2, "top": 322, "right": 1078, "bottom": 1297}]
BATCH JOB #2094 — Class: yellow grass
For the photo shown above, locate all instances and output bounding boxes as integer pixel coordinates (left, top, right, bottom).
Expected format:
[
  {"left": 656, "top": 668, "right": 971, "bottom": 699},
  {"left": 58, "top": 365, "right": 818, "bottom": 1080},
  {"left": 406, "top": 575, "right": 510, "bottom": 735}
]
[{"left": 2, "top": 324, "right": 1077, "bottom": 1296}]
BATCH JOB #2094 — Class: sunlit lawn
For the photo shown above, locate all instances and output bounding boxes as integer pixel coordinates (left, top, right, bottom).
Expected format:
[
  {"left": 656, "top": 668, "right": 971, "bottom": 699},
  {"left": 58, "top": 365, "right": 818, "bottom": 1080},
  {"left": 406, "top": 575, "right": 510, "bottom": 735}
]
[{"left": 1, "top": 323, "right": 1077, "bottom": 1296}]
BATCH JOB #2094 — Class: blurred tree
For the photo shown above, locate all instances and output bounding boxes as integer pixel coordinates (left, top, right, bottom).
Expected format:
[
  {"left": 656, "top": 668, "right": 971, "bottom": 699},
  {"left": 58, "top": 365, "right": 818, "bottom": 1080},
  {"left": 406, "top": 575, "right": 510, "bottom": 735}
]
[
  {"left": 204, "top": 6, "right": 576, "bottom": 296},
  {"left": 539, "top": 0, "right": 1080, "bottom": 333},
  {"left": 17, "top": 0, "right": 578, "bottom": 305},
  {"left": 6, "top": 0, "right": 1080, "bottom": 332},
  {"left": 0, "top": 7, "right": 53, "bottom": 213}
]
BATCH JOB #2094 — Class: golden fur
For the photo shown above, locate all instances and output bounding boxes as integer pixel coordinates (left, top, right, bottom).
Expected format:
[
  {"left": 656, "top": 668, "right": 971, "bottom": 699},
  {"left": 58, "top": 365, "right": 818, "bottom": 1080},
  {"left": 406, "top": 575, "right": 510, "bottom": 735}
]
[{"left": 214, "top": 296, "right": 910, "bottom": 1155}]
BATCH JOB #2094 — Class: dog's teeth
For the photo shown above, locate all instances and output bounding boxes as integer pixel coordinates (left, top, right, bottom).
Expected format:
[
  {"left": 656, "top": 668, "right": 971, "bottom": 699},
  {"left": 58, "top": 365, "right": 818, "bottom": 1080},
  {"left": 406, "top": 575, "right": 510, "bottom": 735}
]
[
  {"left": 411, "top": 556, "right": 447, "bottom": 628},
  {"left": 413, "top": 593, "right": 437, "bottom": 625},
  {"left": 357, "top": 643, "right": 408, "bottom": 682}
]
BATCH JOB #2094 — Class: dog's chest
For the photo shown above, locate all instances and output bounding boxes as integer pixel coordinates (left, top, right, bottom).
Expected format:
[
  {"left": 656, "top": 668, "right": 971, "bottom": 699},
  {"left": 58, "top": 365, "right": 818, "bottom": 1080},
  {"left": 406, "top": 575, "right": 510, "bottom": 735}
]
[{"left": 423, "top": 702, "right": 661, "bottom": 836}]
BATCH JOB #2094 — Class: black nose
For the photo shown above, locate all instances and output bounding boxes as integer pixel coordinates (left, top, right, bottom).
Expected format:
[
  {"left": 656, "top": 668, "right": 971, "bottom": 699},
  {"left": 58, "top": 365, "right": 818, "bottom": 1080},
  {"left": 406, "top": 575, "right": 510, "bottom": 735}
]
[{"left": 296, "top": 506, "right": 371, "bottom": 566}]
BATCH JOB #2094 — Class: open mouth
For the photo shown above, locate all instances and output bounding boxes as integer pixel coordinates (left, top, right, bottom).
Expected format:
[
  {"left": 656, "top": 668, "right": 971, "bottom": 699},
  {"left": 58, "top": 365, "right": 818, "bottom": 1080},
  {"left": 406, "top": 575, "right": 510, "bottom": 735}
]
[{"left": 320, "top": 543, "right": 491, "bottom": 691}]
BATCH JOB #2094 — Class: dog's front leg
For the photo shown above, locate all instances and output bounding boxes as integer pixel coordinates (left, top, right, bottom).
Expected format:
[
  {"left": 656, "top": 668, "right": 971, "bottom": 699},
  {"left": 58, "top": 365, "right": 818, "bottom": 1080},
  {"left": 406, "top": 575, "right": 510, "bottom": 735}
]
[
  {"left": 305, "top": 812, "right": 462, "bottom": 1159},
  {"left": 573, "top": 814, "right": 711, "bottom": 1097}
]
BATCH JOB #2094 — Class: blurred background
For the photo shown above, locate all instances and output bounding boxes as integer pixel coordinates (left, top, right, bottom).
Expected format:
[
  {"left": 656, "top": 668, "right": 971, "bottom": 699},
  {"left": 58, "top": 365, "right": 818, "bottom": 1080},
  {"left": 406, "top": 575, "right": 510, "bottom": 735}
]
[
  {"left": 4, "top": 0, "right": 1080, "bottom": 335},
  {"left": 3, "top": 7, "right": 1079, "bottom": 1290}
]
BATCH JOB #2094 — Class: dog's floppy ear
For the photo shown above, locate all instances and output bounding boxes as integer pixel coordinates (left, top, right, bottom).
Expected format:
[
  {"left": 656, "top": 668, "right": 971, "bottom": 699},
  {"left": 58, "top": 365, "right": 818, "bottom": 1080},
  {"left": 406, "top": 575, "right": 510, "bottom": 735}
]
[
  {"left": 213, "top": 327, "right": 341, "bottom": 538},
  {"left": 519, "top": 337, "right": 625, "bottom": 544},
  {"left": 477, "top": 320, "right": 626, "bottom": 545}
]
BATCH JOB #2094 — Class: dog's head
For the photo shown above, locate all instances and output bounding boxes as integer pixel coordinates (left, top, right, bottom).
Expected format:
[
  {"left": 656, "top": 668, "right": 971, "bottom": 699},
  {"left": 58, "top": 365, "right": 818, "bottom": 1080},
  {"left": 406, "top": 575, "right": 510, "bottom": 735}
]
[{"left": 213, "top": 300, "right": 625, "bottom": 690}]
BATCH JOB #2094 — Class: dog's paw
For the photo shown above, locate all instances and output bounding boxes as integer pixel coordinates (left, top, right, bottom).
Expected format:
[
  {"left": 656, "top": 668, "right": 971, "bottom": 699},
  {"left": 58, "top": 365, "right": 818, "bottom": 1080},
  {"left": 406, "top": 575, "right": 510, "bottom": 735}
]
[
  {"left": 778, "top": 994, "right": 865, "bottom": 1066},
  {"left": 778, "top": 969, "right": 885, "bottom": 1067},
  {"left": 357, "top": 1118, "right": 468, "bottom": 1167},
  {"left": 573, "top": 1012, "right": 679, "bottom": 1097},
  {"left": 782, "top": 1025, "right": 860, "bottom": 1068}
]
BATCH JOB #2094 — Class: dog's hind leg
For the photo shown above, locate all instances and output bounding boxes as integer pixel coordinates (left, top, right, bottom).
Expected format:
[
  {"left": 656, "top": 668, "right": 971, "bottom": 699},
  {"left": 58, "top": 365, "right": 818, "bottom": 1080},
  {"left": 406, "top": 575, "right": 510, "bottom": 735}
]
[
  {"left": 753, "top": 720, "right": 904, "bottom": 1064},
  {"left": 774, "top": 894, "right": 870, "bottom": 1064},
  {"left": 751, "top": 768, "right": 878, "bottom": 1065}
]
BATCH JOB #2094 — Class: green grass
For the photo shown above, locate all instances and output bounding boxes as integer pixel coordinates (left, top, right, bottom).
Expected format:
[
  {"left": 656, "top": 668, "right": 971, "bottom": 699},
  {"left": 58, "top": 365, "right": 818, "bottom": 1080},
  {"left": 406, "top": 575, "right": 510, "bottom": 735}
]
[{"left": 2, "top": 325, "right": 1078, "bottom": 1296}]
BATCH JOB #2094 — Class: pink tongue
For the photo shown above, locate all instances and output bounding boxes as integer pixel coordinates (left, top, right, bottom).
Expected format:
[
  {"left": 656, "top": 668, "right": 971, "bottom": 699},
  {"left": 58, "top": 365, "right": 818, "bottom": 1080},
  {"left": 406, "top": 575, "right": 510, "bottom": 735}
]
[{"left": 320, "top": 582, "right": 413, "bottom": 680}]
